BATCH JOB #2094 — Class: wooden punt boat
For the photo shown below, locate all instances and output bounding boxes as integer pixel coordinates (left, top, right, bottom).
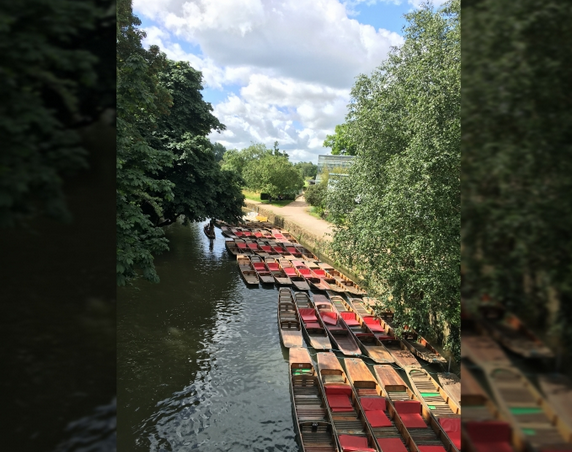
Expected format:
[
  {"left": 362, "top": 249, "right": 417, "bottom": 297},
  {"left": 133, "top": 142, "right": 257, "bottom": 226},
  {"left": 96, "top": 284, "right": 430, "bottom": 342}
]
[
  {"left": 327, "top": 293, "right": 394, "bottom": 364},
  {"left": 463, "top": 332, "right": 572, "bottom": 451},
  {"left": 436, "top": 372, "right": 460, "bottom": 407},
  {"left": 234, "top": 239, "right": 253, "bottom": 255},
  {"left": 461, "top": 362, "right": 519, "bottom": 452},
  {"left": 316, "top": 352, "right": 380, "bottom": 452},
  {"left": 295, "top": 264, "right": 332, "bottom": 292},
  {"left": 539, "top": 374, "right": 572, "bottom": 435},
  {"left": 281, "top": 260, "right": 311, "bottom": 291},
  {"left": 343, "top": 357, "right": 419, "bottom": 452},
  {"left": 292, "top": 290, "right": 332, "bottom": 350},
  {"left": 312, "top": 294, "right": 361, "bottom": 356},
  {"left": 404, "top": 367, "right": 461, "bottom": 421},
  {"left": 285, "top": 245, "right": 302, "bottom": 257},
  {"left": 347, "top": 297, "right": 421, "bottom": 369},
  {"left": 249, "top": 256, "right": 276, "bottom": 285},
  {"left": 265, "top": 258, "right": 292, "bottom": 285},
  {"left": 277, "top": 288, "right": 303, "bottom": 348},
  {"left": 203, "top": 223, "right": 216, "bottom": 239},
  {"left": 296, "top": 245, "right": 319, "bottom": 261},
  {"left": 289, "top": 347, "right": 340, "bottom": 452},
  {"left": 237, "top": 254, "right": 259, "bottom": 286},
  {"left": 326, "top": 269, "right": 367, "bottom": 295},
  {"left": 478, "top": 303, "right": 554, "bottom": 359},
  {"left": 373, "top": 365, "right": 459, "bottom": 452},
  {"left": 224, "top": 239, "right": 240, "bottom": 257},
  {"left": 401, "top": 327, "right": 447, "bottom": 365},
  {"left": 360, "top": 297, "right": 446, "bottom": 366}
]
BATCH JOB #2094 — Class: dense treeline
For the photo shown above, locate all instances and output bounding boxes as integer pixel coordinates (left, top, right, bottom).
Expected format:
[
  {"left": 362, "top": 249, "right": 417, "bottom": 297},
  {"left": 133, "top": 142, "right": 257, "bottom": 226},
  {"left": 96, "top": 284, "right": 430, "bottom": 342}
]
[
  {"left": 325, "top": 0, "right": 460, "bottom": 359},
  {"left": 462, "top": 0, "right": 572, "bottom": 354},
  {"left": 117, "top": 0, "right": 244, "bottom": 285}
]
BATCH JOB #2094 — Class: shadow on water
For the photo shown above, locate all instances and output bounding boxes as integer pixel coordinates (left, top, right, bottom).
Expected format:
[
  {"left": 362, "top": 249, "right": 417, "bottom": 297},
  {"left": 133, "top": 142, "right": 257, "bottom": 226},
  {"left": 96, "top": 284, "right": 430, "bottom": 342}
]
[{"left": 118, "top": 221, "right": 297, "bottom": 451}]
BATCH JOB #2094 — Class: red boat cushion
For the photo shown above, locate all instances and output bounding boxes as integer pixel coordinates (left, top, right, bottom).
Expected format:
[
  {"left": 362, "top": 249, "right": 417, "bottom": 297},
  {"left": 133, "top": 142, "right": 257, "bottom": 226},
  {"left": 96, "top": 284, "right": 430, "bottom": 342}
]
[
  {"left": 363, "top": 316, "right": 384, "bottom": 332},
  {"left": 261, "top": 245, "right": 272, "bottom": 251},
  {"left": 247, "top": 243, "right": 258, "bottom": 249},
  {"left": 298, "top": 268, "right": 311, "bottom": 276},
  {"left": 284, "top": 268, "right": 297, "bottom": 275},
  {"left": 399, "top": 413, "right": 427, "bottom": 428},
  {"left": 286, "top": 247, "right": 297, "bottom": 253},
  {"left": 439, "top": 418, "right": 461, "bottom": 450},
  {"left": 418, "top": 447, "right": 447, "bottom": 452},
  {"left": 236, "top": 242, "right": 247, "bottom": 249},
  {"left": 298, "top": 308, "right": 317, "bottom": 321},
  {"left": 254, "top": 232, "right": 262, "bottom": 237},
  {"left": 321, "top": 312, "right": 339, "bottom": 326},
  {"left": 313, "top": 269, "right": 326, "bottom": 277},
  {"left": 234, "top": 231, "right": 243, "bottom": 236},
  {"left": 341, "top": 311, "right": 360, "bottom": 326},
  {"left": 393, "top": 400, "right": 420, "bottom": 414},
  {"left": 267, "top": 263, "right": 279, "bottom": 270},
  {"left": 325, "top": 385, "right": 352, "bottom": 395},
  {"left": 326, "top": 394, "right": 353, "bottom": 412},
  {"left": 338, "top": 435, "right": 376, "bottom": 452},
  {"left": 304, "top": 322, "right": 321, "bottom": 329},
  {"left": 464, "top": 420, "right": 514, "bottom": 452},
  {"left": 365, "top": 410, "right": 392, "bottom": 427},
  {"left": 253, "top": 263, "right": 266, "bottom": 269},
  {"left": 377, "top": 438, "right": 408, "bottom": 452},
  {"left": 243, "top": 231, "right": 252, "bottom": 236},
  {"left": 360, "top": 397, "right": 386, "bottom": 411}
]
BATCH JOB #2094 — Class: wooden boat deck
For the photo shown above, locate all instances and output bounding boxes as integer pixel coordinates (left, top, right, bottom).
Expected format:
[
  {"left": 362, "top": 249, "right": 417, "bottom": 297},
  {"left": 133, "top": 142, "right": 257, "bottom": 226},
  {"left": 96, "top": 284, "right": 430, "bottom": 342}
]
[
  {"left": 405, "top": 368, "right": 460, "bottom": 418},
  {"left": 293, "top": 290, "right": 332, "bottom": 351},
  {"left": 401, "top": 330, "right": 447, "bottom": 365},
  {"left": 437, "top": 372, "right": 460, "bottom": 407},
  {"left": 278, "top": 288, "right": 303, "bottom": 348},
  {"left": 373, "top": 365, "right": 458, "bottom": 451},
  {"left": 289, "top": 348, "right": 339, "bottom": 452},
  {"left": 313, "top": 295, "right": 361, "bottom": 357},
  {"left": 316, "top": 353, "right": 379, "bottom": 452},
  {"left": 539, "top": 374, "right": 572, "bottom": 435}
]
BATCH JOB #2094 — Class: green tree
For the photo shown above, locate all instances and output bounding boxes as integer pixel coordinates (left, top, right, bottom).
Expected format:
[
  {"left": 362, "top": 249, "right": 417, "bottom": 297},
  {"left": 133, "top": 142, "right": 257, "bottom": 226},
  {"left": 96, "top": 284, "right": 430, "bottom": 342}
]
[
  {"left": 0, "top": 0, "right": 112, "bottom": 227},
  {"left": 212, "top": 142, "right": 227, "bottom": 162},
  {"left": 305, "top": 182, "right": 327, "bottom": 210},
  {"left": 243, "top": 154, "right": 304, "bottom": 199},
  {"left": 220, "top": 143, "right": 271, "bottom": 178},
  {"left": 116, "top": 0, "right": 175, "bottom": 285},
  {"left": 323, "top": 123, "right": 357, "bottom": 156},
  {"left": 462, "top": 0, "right": 572, "bottom": 352},
  {"left": 328, "top": 0, "right": 460, "bottom": 359},
  {"left": 294, "top": 161, "right": 318, "bottom": 179}
]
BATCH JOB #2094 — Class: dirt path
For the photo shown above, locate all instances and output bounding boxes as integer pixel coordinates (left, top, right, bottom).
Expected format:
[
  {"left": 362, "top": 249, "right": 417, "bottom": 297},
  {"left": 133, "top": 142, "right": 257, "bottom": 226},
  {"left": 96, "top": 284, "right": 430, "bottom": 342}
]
[{"left": 245, "top": 196, "right": 334, "bottom": 242}]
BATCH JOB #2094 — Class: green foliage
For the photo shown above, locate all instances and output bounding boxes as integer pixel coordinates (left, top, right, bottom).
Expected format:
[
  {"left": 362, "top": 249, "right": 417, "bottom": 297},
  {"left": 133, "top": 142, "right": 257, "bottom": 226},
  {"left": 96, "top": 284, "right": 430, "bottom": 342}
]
[
  {"left": 462, "top": 0, "right": 572, "bottom": 346},
  {"left": 305, "top": 183, "right": 327, "bottom": 210},
  {"left": 328, "top": 0, "right": 460, "bottom": 360},
  {"left": 116, "top": 0, "right": 174, "bottom": 286},
  {"left": 220, "top": 143, "right": 272, "bottom": 178},
  {"left": 243, "top": 154, "right": 304, "bottom": 198},
  {"left": 294, "top": 161, "right": 318, "bottom": 179},
  {"left": 212, "top": 142, "right": 227, "bottom": 162},
  {"left": 0, "top": 0, "right": 113, "bottom": 226},
  {"left": 323, "top": 123, "right": 357, "bottom": 156}
]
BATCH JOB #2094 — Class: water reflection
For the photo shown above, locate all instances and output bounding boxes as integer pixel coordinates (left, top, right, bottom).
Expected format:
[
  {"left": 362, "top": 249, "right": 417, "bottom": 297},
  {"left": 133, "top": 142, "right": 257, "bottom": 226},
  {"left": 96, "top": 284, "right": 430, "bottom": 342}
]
[{"left": 118, "top": 221, "right": 297, "bottom": 451}]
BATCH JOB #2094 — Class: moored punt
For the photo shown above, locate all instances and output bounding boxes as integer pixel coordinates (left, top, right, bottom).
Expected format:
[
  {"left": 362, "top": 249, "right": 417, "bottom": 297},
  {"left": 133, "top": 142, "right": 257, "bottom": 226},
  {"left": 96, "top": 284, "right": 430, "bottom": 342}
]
[
  {"left": 281, "top": 259, "right": 311, "bottom": 291},
  {"left": 289, "top": 347, "right": 340, "bottom": 452},
  {"left": 436, "top": 373, "right": 460, "bottom": 407},
  {"left": 278, "top": 288, "right": 303, "bottom": 348},
  {"left": 237, "top": 254, "right": 259, "bottom": 286},
  {"left": 316, "top": 352, "right": 380, "bottom": 452},
  {"left": 373, "top": 365, "right": 459, "bottom": 452},
  {"left": 249, "top": 255, "right": 276, "bottom": 284},
  {"left": 463, "top": 332, "right": 572, "bottom": 451},
  {"left": 292, "top": 290, "right": 332, "bottom": 350},
  {"left": 326, "top": 269, "right": 367, "bottom": 295},
  {"left": 343, "top": 357, "right": 416, "bottom": 452},
  {"left": 401, "top": 327, "right": 447, "bottom": 365},
  {"left": 404, "top": 367, "right": 461, "bottom": 420},
  {"left": 478, "top": 302, "right": 554, "bottom": 359},
  {"left": 234, "top": 239, "right": 253, "bottom": 255},
  {"left": 225, "top": 239, "right": 240, "bottom": 257},
  {"left": 328, "top": 294, "right": 394, "bottom": 364},
  {"left": 265, "top": 258, "right": 292, "bottom": 285},
  {"left": 347, "top": 298, "right": 420, "bottom": 369},
  {"left": 461, "top": 362, "right": 518, "bottom": 452},
  {"left": 313, "top": 294, "right": 362, "bottom": 357}
]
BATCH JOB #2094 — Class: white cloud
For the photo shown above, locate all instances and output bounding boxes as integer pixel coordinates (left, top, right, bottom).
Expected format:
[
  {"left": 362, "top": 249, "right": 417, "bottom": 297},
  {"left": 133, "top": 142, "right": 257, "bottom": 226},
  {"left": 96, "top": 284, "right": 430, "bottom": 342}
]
[{"left": 134, "top": 0, "right": 407, "bottom": 163}]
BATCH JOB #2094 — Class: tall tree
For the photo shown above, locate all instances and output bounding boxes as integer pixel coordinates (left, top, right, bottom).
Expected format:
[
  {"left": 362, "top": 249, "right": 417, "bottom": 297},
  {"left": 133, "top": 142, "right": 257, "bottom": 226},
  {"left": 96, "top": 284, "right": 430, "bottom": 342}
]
[
  {"left": 116, "top": 0, "right": 175, "bottom": 285},
  {"left": 462, "top": 0, "right": 572, "bottom": 352},
  {"left": 328, "top": 0, "right": 460, "bottom": 359},
  {"left": 323, "top": 123, "right": 357, "bottom": 156},
  {"left": 243, "top": 154, "right": 304, "bottom": 199}
]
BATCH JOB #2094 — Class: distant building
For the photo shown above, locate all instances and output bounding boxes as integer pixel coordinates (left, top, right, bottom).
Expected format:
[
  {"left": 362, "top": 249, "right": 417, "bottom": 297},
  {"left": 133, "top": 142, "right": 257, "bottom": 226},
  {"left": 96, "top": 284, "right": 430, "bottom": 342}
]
[{"left": 315, "top": 155, "right": 355, "bottom": 185}]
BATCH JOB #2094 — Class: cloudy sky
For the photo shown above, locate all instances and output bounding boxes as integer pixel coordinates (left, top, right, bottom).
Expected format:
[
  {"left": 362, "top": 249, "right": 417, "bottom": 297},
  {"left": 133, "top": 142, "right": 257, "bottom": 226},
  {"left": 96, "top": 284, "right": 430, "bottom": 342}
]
[{"left": 133, "top": 0, "right": 447, "bottom": 163}]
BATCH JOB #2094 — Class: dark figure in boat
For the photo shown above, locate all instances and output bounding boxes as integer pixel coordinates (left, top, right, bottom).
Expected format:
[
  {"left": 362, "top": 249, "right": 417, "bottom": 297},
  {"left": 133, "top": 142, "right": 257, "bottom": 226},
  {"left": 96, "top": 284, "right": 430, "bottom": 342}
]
[{"left": 204, "top": 219, "right": 216, "bottom": 239}]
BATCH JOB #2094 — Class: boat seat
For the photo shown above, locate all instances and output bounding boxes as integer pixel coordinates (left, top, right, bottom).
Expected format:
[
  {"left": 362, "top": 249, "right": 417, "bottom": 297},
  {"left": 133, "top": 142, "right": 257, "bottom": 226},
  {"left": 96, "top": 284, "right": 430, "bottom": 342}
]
[
  {"left": 326, "top": 394, "right": 354, "bottom": 412},
  {"left": 304, "top": 322, "right": 322, "bottom": 329},
  {"left": 464, "top": 420, "right": 513, "bottom": 452},
  {"left": 417, "top": 447, "right": 447, "bottom": 452},
  {"left": 376, "top": 438, "right": 407, "bottom": 452},
  {"left": 360, "top": 397, "right": 386, "bottom": 411},
  {"left": 299, "top": 308, "right": 318, "bottom": 321},
  {"left": 341, "top": 312, "right": 360, "bottom": 326},
  {"left": 321, "top": 312, "right": 339, "bottom": 326},
  {"left": 438, "top": 417, "right": 461, "bottom": 450},
  {"left": 338, "top": 435, "right": 376, "bottom": 452},
  {"left": 365, "top": 409, "right": 392, "bottom": 427},
  {"left": 394, "top": 401, "right": 426, "bottom": 428}
]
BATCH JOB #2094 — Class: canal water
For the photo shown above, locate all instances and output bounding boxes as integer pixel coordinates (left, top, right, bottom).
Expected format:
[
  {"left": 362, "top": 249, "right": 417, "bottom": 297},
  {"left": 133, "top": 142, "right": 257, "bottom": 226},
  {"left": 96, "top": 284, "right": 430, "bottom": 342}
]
[
  {"left": 117, "top": 219, "right": 458, "bottom": 451},
  {"left": 118, "top": 220, "right": 298, "bottom": 451}
]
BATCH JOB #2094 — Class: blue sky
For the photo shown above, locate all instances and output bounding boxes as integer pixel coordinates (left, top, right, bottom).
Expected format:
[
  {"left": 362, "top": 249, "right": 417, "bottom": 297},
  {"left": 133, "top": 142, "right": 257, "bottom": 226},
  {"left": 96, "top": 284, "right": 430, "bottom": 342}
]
[{"left": 133, "top": 0, "right": 446, "bottom": 163}]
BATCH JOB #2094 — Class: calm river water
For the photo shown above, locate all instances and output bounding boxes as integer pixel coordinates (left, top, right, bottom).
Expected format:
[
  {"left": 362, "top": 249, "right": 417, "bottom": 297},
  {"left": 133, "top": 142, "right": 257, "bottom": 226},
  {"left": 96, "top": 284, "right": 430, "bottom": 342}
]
[{"left": 118, "top": 220, "right": 298, "bottom": 451}]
